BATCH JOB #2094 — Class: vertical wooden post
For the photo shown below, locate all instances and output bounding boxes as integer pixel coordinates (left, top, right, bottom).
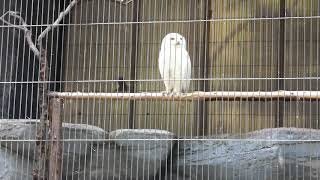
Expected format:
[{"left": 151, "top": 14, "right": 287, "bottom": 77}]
[
  {"left": 34, "top": 46, "right": 49, "bottom": 180},
  {"left": 195, "top": 0, "right": 210, "bottom": 136},
  {"left": 276, "top": 0, "right": 285, "bottom": 127},
  {"left": 48, "top": 98, "right": 63, "bottom": 180},
  {"left": 128, "top": 0, "right": 142, "bottom": 129}
]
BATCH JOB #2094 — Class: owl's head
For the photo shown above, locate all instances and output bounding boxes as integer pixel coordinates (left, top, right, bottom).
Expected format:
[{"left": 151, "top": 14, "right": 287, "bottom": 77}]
[{"left": 160, "top": 33, "right": 187, "bottom": 50}]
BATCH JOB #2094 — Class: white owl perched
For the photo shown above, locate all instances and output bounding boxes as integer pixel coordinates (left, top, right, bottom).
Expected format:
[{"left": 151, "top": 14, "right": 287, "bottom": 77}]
[{"left": 158, "top": 33, "right": 191, "bottom": 95}]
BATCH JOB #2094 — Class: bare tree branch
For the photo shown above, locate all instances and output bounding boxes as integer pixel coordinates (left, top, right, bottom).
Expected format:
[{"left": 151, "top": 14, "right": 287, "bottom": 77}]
[
  {"left": 0, "top": 0, "right": 81, "bottom": 179},
  {"left": 0, "top": 11, "right": 26, "bottom": 31},
  {"left": 37, "top": 0, "right": 80, "bottom": 43},
  {"left": 0, "top": 11, "right": 40, "bottom": 57},
  {"left": 0, "top": 0, "right": 81, "bottom": 57}
]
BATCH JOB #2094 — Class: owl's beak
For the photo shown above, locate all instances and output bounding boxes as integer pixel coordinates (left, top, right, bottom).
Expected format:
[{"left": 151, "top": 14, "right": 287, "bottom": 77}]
[{"left": 176, "top": 41, "right": 181, "bottom": 46}]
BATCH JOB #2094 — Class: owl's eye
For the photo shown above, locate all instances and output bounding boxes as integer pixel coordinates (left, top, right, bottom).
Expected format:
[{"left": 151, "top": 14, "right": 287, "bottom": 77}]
[{"left": 170, "top": 38, "right": 175, "bottom": 40}]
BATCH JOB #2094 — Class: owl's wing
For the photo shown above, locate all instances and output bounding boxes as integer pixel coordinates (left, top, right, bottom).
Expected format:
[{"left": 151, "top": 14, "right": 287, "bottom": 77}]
[
  {"left": 158, "top": 49, "right": 166, "bottom": 79},
  {"left": 181, "top": 49, "right": 191, "bottom": 80}
]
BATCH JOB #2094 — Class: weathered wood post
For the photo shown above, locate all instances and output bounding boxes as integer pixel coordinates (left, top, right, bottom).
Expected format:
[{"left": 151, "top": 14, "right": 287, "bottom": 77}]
[
  {"left": 48, "top": 98, "right": 63, "bottom": 180},
  {"left": 276, "top": 0, "right": 286, "bottom": 127},
  {"left": 35, "top": 44, "right": 50, "bottom": 180},
  {"left": 195, "top": 0, "right": 211, "bottom": 136},
  {"left": 129, "top": 0, "right": 142, "bottom": 129}
]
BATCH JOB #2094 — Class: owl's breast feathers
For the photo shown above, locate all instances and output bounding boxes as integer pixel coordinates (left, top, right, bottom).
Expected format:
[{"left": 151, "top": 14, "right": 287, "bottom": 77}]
[{"left": 159, "top": 47, "right": 191, "bottom": 93}]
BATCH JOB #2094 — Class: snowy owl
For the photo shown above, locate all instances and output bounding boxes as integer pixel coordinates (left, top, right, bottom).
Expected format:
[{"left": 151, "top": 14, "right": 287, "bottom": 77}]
[{"left": 158, "top": 33, "right": 191, "bottom": 95}]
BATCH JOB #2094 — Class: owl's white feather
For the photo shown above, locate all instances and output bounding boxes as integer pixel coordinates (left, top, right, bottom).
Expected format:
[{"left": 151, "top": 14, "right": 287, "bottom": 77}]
[{"left": 158, "top": 33, "right": 191, "bottom": 94}]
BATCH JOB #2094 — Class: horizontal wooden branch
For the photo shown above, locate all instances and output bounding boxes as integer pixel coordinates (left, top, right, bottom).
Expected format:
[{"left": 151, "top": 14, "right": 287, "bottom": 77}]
[{"left": 48, "top": 91, "right": 320, "bottom": 101}]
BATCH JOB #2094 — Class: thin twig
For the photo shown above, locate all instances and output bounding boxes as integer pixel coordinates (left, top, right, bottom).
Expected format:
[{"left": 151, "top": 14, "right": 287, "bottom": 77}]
[
  {"left": 37, "top": 0, "right": 80, "bottom": 43},
  {"left": 0, "top": 11, "right": 40, "bottom": 57},
  {"left": 0, "top": 12, "right": 26, "bottom": 31},
  {"left": 0, "top": 1, "right": 81, "bottom": 179}
]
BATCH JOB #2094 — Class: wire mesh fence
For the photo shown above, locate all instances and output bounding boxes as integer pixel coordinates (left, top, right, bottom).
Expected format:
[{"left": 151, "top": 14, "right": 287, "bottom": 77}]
[{"left": 0, "top": 0, "right": 320, "bottom": 179}]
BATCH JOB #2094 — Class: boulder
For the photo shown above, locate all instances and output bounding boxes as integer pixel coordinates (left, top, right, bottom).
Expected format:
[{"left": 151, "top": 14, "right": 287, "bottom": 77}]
[
  {"left": 74, "top": 129, "right": 176, "bottom": 180},
  {"left": 0, "top": 148, "right": 33, "bottom": 180},
  {"left": 0, "top": 119, "right": 107, "bottom": 178},
  {"left": 2, "top": 121, "right": 320, "bottom": 180},
  {"left": 166, "top": 128, "right": 320, "bottom": 180}
]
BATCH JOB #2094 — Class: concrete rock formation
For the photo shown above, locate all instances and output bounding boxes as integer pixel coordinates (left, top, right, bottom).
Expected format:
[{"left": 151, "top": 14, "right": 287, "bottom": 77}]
[{"left": 1, "top": 120, "right": 320, "bottom": 180}]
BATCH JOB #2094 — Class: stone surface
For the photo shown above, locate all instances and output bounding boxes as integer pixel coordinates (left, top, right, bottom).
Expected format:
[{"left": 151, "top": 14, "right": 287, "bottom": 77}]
[
  {"left": 166, "top": 128, "right": 320, "bottom": 180},
  {"left": 0, "top": 148, "right": 33, "bottom": 180},
  {"left": 1, "top": 122, "right": 320, "bottom": 180},
  {"left": 0, "top": 119, "right": 107, "bottom": 178},
  {"left": 73, "top": 129, "right": 176, "bottom": 180}
]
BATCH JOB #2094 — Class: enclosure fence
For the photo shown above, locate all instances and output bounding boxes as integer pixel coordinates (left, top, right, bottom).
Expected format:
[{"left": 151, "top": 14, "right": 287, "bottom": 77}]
[{"left": 0, "top": 0, "right": 320, "bottom": 179}]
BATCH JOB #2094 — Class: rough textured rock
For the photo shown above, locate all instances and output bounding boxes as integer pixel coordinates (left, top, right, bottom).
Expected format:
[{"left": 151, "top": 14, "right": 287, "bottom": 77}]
[
  {"left": 73, "top": 129, "right": 176, "bottom": 180},
  {"left": 166, "top": 128, "right": 320, "bottom": 180},
  {"left": 110, "top": 129, "right": 176, "bottom": 179},
  {"left": 0, "top": 119, "right": 107, "bottom": 178},
  {"left": 2, "top": 122, "right": 320, "bottom": 180},
  {"left": 0, "top": 148, "right": 33, "bottom": 180}
]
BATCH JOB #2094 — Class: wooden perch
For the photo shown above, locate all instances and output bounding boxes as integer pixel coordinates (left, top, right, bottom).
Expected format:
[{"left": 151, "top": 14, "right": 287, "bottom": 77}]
[{"left": 48, "top": 91, "right": 320, "bottom": 101}]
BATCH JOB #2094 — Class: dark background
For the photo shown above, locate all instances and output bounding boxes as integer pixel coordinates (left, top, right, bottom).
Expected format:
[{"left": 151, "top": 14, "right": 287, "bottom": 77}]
[{"left": 0, "top": 0, "right": 67, "bottom": 119}]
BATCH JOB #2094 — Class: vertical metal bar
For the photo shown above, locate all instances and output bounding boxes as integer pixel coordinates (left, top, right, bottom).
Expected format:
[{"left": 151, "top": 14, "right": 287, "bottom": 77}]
[
  {"left": 276, "top": 0, "right": 285, "bottom": 127},
  {"left": 128, "top": 0, "right": 142, "bottom": 129},
  {"left": 48, "top": 98, "right": 63, "bottom": 180}
]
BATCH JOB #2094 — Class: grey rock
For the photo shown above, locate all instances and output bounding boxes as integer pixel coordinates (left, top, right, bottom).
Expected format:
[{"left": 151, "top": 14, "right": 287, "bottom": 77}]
[
  {"left": 110, "top": 129, "right": 176, "bottom": 179},
  {"left": 166, "top": 128, "right": 320, "bottom": 180},
  {"left": 0, "top": 148, "right": 33, "bottom": 180},
  {"left": 3, "top": 121, "right": 320, "bottom": 180},
  {"left": 74, "top": 129, "right": 176, "bottom": 180},
  {"left": 0, "top": 119, "right": 108, "bottom": 178},
  {"left": 60, "top": 125, "right": 107, "bottom": 178},
  {"left": 69, "top": 142, "right": 131, "bottom": 180}
]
